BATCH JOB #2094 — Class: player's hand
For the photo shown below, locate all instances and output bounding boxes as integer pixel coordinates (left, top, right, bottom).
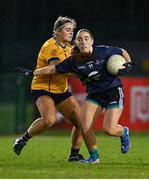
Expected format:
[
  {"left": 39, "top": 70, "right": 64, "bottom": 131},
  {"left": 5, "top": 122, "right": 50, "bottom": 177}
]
[
  {"left": 14, "top": 67, "right": 33, "bottom": 77},
  {"left": 118, "top": 62, "right": 134, "bottom": 75}
]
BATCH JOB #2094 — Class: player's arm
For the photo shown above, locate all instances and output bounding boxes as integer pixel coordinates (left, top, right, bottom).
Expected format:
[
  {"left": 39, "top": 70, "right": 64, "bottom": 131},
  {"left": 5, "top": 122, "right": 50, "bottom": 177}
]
[
  {"left": 118, "top": 48, "right": 133, "bottom": 75},
  {"left": 33, "top": 40, "right": 67, "bottom": 75},
  {"left": 121, "top": 48, "right": 131, "bottom": 62},
  {"left": 14, "top": 64, "right": 64, "bottom": 77},
  {"left": 14, "top": 45, "right": 61, "bottom": 77},
  {"left": 34, "top": 57, "right": 74, "bottom": 76},
  {"left": 107, "top": 46, "right": 132, "bottom": 63},
  {"left": 14, "top": 61, "right": 74, "bottom": 77},
  {"left": 33, "top": 65, "right": 57, "bottom": 75}
]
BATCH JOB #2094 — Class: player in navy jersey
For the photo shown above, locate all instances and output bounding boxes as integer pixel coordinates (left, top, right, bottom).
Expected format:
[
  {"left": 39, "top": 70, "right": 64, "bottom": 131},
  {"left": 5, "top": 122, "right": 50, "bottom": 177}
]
[{"left": 18, "top": 29, "right": 133, "bottom": 164}]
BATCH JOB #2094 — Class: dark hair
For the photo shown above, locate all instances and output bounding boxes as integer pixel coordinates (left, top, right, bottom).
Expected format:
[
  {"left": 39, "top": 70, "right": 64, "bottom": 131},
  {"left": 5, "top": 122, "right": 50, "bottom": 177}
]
[
  {"left": 53, "top": 16, "right": 76, "bottom": 33},
  {"left": 76, "top": 29, "right": 94, "bottom": 40}
]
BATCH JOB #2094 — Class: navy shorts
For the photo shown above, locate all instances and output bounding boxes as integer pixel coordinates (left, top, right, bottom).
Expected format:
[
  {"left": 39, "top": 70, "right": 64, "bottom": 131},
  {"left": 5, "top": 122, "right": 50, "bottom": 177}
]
[
  {"left": 86, "top": 86, "right": 124, "bottom": 109},
  {"left": 31, "top": 90, "right": 72, "bottom": 105}
]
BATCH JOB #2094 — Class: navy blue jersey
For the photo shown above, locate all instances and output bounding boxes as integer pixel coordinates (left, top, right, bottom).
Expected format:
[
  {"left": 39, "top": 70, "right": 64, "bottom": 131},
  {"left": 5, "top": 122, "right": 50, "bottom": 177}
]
[{"left": 56, "top": 45, "right": 123, "bottom": 94}]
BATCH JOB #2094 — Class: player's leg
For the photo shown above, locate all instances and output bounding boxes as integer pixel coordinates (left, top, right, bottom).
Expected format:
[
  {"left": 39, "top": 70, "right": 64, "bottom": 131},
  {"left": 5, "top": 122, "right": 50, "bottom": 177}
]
[
  {"left": 79, "top": 100, "right": 102, "bottom": 163},
  {"left": 103, "top": 108, "right": 124, "bottom": 136},
  {"left": 102, "top": 86, "right": 130, "bottom": 153},
  {"left": 28, "top": 96, "right": 56, "bottom": 136},
  {"left": 13, "top": 95, "right": 57, "bottom": 155},
  {"left": 103, "top": 108, "right": 130, "bottom": 153},
  {"left": 57, "top": 95, "right": 83, "bottom": 161}
]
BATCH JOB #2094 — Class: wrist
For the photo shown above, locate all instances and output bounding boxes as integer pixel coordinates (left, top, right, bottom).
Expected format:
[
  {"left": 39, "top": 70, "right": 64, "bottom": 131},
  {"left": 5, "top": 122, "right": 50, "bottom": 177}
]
[{"left": 33, "top": 70, "right": 36, "bottom": 76}]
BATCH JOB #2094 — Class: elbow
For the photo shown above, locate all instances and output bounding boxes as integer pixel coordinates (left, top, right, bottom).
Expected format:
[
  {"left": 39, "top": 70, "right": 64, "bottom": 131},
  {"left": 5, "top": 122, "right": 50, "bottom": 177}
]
[{"left": 121, "top": 49, "right": 131, "bottom": 62}]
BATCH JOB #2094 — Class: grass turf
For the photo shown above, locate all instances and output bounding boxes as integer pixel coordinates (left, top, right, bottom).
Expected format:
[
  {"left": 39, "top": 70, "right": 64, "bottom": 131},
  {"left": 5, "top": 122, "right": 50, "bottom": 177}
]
[{"left": 0, "top": 132, "right": 149, "bottom": 178}]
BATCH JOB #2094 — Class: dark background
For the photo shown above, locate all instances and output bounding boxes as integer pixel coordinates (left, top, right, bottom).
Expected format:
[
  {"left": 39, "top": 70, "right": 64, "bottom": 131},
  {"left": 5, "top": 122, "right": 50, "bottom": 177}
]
[
  {"left": 0, "top": 0, "right": 149, "bottom": 134},
  {"left": 0, "top": 0, "right": 149, "bottom": 75}
]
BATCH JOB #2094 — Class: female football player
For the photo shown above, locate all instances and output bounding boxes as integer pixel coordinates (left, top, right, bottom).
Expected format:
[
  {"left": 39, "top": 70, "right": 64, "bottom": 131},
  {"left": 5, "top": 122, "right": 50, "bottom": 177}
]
[
  {"left": 16, "top": 29, "right": 133, "bottom": 163},
  {"left": 13, "top": 16, "right": 84, "bottom": 162}
]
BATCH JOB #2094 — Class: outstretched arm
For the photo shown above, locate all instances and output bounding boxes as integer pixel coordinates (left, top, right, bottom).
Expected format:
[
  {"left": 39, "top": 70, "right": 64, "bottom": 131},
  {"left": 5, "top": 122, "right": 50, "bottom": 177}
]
[
  {"left": 15, "top": 57, "right": 73, "bottom": 77},
  {"left": 33, "top": 65, "right": 57, "bottom": 75},
  {"left": 14, "top": 65, "right": 58, "bottom": 77}
]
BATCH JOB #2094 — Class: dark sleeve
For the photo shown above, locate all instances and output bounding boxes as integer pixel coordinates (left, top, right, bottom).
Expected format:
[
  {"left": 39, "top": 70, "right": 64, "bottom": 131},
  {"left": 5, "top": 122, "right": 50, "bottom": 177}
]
[
  {"left": 55, "top": 57, "right": 74, "bottom": 74},
  {"left": 106, "top": 46, "right": 123, "bottom": 57}
]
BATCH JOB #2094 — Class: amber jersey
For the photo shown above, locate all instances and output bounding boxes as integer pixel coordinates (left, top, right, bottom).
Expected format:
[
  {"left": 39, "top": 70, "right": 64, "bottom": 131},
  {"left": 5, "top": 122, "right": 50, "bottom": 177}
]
[{"left": 31, "top": 37, "right": 72, "bottom": 93}]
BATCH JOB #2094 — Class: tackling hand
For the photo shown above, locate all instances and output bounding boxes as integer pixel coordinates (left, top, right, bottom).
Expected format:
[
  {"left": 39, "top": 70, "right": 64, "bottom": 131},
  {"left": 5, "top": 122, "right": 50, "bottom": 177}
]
[{"left": 14, "top": 67, "right": 33, "bottom": 77}]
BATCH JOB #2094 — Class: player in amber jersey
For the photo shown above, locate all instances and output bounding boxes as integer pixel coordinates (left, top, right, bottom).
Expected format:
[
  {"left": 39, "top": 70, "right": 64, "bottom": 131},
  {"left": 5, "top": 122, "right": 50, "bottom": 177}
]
[
  {"left": 13, "top": 16, "right": 84, "bottom": 162},
  {"left": 31, "top": 37, "right": 72, "bottom": 93}
]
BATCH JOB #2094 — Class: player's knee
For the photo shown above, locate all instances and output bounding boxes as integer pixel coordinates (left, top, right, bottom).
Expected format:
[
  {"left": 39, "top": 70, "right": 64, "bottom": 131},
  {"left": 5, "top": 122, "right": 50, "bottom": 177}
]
[
  {"left": 75, "top": 105, "right": 81, "bottom": 114},
  {"left": 81, "top": 124, "right": 91, "bottom": 134},
  {"left": 72, "top": 104, "right": 81, "bottom": 117},
  {"left": 69, "top": 111, "right": 81, "bottom": 129},
  {"left": 43, "top": 117, "right": 56, "bottom": 128}
]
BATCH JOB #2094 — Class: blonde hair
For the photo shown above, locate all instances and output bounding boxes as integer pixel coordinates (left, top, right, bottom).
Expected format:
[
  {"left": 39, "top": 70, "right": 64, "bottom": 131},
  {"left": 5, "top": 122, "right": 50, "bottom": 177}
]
[{"left": 53, "top": 16, "right": 76, "bottom": 33}]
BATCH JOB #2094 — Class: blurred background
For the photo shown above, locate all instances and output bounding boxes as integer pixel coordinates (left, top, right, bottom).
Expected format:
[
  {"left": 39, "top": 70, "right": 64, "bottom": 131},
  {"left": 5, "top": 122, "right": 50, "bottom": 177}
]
[{"left": 0, "top": 0, "right": 149, "bottom": 134}]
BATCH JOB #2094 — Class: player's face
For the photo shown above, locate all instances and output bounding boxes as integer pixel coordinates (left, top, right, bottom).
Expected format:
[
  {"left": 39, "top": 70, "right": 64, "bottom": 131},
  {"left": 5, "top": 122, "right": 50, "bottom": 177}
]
[
  {"left": 75, "top": 31, "right": 93, "bottom": 53},
  {"left": 57, "top": 22, "right": 75, "bottom": 43}
]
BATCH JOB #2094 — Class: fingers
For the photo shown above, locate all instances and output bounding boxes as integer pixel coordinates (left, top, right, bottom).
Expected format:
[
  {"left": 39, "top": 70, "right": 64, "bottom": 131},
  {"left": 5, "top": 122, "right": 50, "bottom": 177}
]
[
  {"left": 14, "top": 67, "right": 22, "bottom": 72},
  {"left": 14, "top": 67, "right": 26, "bottom": 73},
  {"left": 118, "top": 69, "right": 126, "bottom": 73},
  {"left": 123, "top": 62, "right": 134, "bottom": 66}
]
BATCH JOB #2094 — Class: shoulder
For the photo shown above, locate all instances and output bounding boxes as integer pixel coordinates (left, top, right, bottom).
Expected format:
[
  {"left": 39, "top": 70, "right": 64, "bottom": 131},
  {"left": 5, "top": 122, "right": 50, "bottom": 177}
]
[
  {"left": 94, "top": 45, "right": 120, "bottom": 50},
  {"left": 92, "top": 45, "right": 110, "bottom": 56},
  {"left": 94, "top": 45, "right": 122, "bottom": 53},
  {"left": 93, "top": 45, "right": 110, "bottom": 52},
  {"left": 40, "top": 37, "right": 58, "bottom": 53}
]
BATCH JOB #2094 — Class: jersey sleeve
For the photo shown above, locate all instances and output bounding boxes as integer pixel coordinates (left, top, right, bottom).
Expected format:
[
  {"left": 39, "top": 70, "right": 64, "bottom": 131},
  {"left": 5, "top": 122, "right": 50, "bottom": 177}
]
[
  {"left": 40, "top": 44, "right": 60, "bottom": 64},
  {"left": 55, "top": 57, "right": 73, "bottom": 74},
  {"left": 106, "top": 46, "right": 123, "bottom": 57}
]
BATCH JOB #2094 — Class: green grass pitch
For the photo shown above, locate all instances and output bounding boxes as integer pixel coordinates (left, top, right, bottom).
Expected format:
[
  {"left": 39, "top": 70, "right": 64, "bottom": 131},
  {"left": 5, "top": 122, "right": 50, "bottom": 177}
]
[{"left": 0, "top": 131, "right": 149, "bottom": 178}]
